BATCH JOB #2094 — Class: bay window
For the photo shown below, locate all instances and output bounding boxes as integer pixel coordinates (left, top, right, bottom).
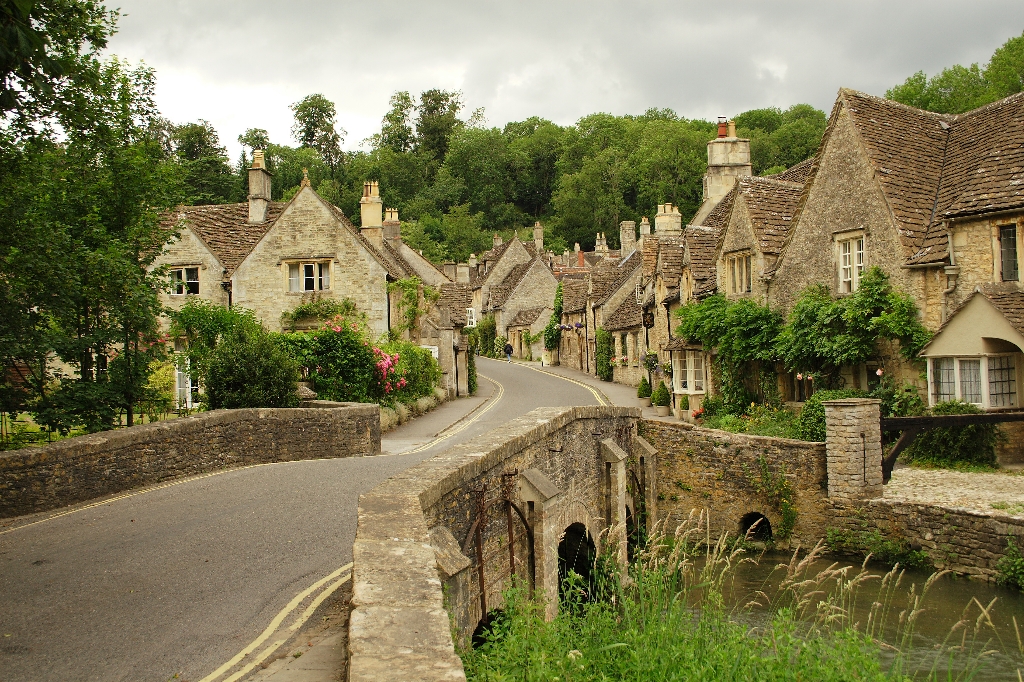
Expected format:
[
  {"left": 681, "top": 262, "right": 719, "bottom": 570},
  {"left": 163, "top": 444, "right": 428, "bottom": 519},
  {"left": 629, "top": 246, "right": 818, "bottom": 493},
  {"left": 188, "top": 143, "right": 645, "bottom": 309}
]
[
  {"left": 672, "top": 351, "right": 706, "bottom": 394},
  {"left": 929, "top": 355, "right": 1018, "bottom": 408}
]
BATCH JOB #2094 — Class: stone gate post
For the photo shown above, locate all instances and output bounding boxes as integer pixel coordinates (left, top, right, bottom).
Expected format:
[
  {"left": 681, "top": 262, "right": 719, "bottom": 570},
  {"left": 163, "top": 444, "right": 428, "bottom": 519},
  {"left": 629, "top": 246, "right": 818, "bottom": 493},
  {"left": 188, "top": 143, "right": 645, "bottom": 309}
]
[
  {"left": 823, "top": 398, "right": 883, "bottom": 500},
  {"left": 600, "top": 438, "right": 629, "bottom": 568}
]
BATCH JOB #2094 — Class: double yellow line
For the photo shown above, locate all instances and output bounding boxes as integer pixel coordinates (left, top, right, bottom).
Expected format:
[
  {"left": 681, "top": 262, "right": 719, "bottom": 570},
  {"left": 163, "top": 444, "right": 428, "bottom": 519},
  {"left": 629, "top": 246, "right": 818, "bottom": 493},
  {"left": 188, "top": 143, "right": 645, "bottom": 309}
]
[
  {"left": 199, "top": 563, "right": 353, "bottom": 682},
  {"left": 391, "top": 374, "right": 504, "bottom": 456}
]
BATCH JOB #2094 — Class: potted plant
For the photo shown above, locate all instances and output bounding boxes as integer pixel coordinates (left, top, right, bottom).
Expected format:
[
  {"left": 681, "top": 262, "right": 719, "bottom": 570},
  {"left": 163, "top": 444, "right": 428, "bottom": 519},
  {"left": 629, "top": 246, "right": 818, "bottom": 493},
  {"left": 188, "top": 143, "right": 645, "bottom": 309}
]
[
  {"left": 637, "top": 376, "right": 652, "bottom": 406},
  {"left": 651, "top": 380, "right": 671, "bottom": 416}
]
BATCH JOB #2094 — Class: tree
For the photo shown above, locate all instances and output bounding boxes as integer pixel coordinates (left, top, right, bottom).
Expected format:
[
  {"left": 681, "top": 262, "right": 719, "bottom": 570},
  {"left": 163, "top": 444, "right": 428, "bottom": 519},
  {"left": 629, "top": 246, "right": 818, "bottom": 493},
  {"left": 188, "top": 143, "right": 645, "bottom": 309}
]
[
  {"left": 173, "top": 120, "right": 236, "bottom": 204},
  {"left": 986, "top": 32, "right": 1024, "bottom": 98},
  {"left": 290, "top": 93, "right": 345, "bottom": 172},
  {"left": 415, "top": 88, "right": 462, "bottom": 170},
  {"left": 376, "top": 90, "right": 415, "bottom": 153},
  {"left": 0, "top": 0, "right": 115, "bottom": 130}
]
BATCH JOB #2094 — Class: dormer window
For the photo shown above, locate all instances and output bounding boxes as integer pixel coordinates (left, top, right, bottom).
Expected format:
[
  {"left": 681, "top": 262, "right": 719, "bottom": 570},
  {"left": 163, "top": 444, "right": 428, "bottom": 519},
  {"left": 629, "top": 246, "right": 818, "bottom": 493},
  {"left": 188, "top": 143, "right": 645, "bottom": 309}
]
[
  {"left": 838, "top": 236, "right": 864, "bottom": 293},
  {"left": 288, "top": 261, "right": 330, "bottom": 292},
  {"left": 171, "top": 267, "right": 199, "bottom": 295},
  {"left": 727, "top": 254, "right": 752, "bottom": 294}
]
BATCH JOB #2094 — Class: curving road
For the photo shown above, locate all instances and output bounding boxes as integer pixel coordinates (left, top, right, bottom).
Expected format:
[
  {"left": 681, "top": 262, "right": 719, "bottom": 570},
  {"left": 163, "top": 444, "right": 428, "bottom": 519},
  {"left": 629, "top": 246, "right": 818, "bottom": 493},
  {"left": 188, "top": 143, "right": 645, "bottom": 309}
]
[{"left": 0, "top": 359, "right": 601, "bottom": 682}]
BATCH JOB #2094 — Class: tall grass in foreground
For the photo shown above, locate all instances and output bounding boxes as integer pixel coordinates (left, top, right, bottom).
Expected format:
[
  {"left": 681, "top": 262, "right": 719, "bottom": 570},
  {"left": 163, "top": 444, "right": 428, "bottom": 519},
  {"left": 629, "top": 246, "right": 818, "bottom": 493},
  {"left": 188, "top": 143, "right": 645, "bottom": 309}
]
[{"left": 463, "top": 515, "right": 1023, "bottom": 681}]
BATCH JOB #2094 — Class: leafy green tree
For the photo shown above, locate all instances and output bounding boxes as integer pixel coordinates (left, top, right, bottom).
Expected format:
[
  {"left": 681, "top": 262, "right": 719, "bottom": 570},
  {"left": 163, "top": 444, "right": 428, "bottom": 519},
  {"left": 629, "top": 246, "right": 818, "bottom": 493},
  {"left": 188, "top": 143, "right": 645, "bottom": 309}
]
[
  {"left": 506, "top": 117, "right": 564, "bottom": 218},
  {"left": 375, "top": 90, "right": 415, "bottom": 153},
  {"left": 0, "top": 0, "right": 114, "bottom": 129},
  {"left": 173, "top": 120, "right": 236, "bottom": 204},
  {"left": 290, "top": 93, "right": 344, "bottom": 172},
  {"left": 205, "top": 327, "right": 299, "bottom": 409},
  {"left": 986, "top": 31, "right": 1024, "bottom": 97},
  {"left": 415, "top": 88, "right": 462, "bottom": 171}
]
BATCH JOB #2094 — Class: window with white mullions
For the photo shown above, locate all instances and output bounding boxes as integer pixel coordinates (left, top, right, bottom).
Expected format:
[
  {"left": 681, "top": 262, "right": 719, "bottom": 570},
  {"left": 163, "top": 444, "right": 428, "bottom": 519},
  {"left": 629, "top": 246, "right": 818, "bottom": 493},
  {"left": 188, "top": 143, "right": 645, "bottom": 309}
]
[
  {"left": 288, "top": 262, "right": 331, "bottom": 292},
  {"left": 170, "top": 267, "right": 199, "bottom": 295},
  {"left": 929, "top": 355, "right": 1018, "bottom": 408},
  {"left": 839, "top": 236, "right": 864, "bottom": 293},
  {"left": 989, "top": 355, "right": 1017, "bottom": 407},
  {"left": 671, "top": 351, "right": 706, "bottom": 394},
  {"left": 932, "top": 357, "right": 955, "bottom": 402}
]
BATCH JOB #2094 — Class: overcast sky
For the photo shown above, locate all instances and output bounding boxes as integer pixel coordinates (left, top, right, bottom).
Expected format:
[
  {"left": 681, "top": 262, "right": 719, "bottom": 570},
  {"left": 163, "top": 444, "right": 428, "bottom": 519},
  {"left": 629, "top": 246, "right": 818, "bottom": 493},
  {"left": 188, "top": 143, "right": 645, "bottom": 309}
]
[{"left": 106, "top": 1, "right": 1024, "bottom": 160}]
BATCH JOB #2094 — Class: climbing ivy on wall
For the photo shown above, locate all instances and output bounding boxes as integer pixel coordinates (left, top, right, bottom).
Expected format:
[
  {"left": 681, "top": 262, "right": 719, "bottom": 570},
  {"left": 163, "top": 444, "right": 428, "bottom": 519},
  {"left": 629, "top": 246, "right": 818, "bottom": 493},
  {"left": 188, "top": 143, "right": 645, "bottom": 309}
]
[
  {"left": 595, "top": 328, "right": 613, "bottom": 381},
  {"left": 387, "top": 277, "right": 440, "bottom": 338},
  {"left": 544, "top": 282, "right": 563, "bottom": 351}
]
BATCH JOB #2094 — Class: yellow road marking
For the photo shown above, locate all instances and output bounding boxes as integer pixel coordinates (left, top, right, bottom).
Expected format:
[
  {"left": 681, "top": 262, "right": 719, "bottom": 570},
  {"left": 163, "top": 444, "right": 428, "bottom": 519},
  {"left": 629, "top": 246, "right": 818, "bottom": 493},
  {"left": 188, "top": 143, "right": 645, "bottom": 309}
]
[
  {"left": 218, "top": 572, "right": 352, "bottom": 682},
  {"left": 518, "top": 362, "right": 609, "bottom": 406},
  {"left": 198, "top": 563, "right": 353, "bottom": 682},
  {"left": 393, "top": 374, "right": 504, "bottom": 456}
]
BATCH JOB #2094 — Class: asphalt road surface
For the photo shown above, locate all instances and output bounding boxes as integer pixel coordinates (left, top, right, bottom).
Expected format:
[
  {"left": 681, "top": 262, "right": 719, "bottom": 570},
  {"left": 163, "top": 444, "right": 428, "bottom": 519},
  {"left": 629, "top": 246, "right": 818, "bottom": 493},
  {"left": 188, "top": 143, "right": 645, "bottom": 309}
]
[{"left": 0, "top": 359, "right": 599, "bottom": 682}]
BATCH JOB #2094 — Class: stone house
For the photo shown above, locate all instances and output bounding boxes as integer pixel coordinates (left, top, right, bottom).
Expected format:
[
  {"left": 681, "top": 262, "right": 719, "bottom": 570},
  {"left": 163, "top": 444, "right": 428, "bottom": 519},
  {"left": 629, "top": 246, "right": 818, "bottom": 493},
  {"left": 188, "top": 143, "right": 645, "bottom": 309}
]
[
  {"left": 506, "top": 307, "right": 550, "bottom": 360},
  {"left": 768, "top": 89, "right": 1024, "bottom": 403},
  {"left": 557, "top": 276, "right": 590, "bottom": 371},
  {"left": 154, "top": 153, "right": 453, "bottom": 400},
  {"left": 486, "top": 256, "right": 558, "bottom": 343}
]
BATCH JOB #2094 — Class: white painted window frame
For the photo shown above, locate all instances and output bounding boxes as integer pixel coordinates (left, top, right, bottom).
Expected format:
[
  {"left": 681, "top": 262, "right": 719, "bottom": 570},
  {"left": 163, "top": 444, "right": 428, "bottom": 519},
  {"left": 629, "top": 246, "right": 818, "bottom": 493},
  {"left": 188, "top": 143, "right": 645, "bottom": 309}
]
[{"left": 927, "top": 354, "right": 1019, "bottom": 409}]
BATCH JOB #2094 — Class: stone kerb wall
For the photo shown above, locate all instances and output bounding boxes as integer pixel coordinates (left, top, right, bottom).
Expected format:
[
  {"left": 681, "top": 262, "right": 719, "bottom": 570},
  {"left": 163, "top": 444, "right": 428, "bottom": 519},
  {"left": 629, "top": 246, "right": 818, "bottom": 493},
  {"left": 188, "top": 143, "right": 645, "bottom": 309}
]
[
  {"left": 0, "top": 403, "right": 380, "bottom": 518},
  {"left": 349, "top": 405, "right": 642, "bottom": 682},
  {"left": 640, "top": 419, "right": 830, "bottom": 546}
]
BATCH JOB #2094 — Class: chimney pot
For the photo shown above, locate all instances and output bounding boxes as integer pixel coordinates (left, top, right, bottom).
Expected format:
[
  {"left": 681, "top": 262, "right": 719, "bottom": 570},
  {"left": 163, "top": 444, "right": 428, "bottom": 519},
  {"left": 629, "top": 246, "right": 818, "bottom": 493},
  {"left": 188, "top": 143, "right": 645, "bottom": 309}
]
[
  {"left": 578, "top": 249, "right": 585, "bottom": 268},
  {"left": 727, "top": 120, "right": 736, "bottom": 138},
  {"left": 717, "top": 117, "right": 728, "bottom": 138}
]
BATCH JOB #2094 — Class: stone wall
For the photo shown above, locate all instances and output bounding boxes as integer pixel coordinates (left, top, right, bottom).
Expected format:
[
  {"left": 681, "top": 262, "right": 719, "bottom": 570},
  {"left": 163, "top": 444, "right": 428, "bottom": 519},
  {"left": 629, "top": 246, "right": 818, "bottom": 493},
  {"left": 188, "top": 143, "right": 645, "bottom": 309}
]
[
  {"left": 0, "top": 402, "right": 380, "bottom": 518},
  {"left": 640, "top": 419, "right": 830, "bottom": 547},
  {"left": 829, "top": 500, "right": 1024, "bottom": 581},
  {"left": 349, "top": 405, "right": 646, "bottom": 682}
]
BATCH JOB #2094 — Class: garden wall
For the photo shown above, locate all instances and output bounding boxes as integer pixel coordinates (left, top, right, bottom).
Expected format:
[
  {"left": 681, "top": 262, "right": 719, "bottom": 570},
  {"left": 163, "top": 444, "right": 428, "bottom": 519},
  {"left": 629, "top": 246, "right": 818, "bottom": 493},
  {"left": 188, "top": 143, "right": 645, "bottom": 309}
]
[
  {"left": 0, "top": 402, "right": 380, "bottom": 518},
  {"left": 640, "top": 419, "right": 831, "bottom": 546}
]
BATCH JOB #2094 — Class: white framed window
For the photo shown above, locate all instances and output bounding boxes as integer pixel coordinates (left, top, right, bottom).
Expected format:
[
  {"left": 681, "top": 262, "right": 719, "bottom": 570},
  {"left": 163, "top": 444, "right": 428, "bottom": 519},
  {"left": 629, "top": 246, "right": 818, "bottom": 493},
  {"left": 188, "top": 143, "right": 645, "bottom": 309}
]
[
  {"left": 171, "top": 267, "right": 199, "bottom": 295},
  {"left": 727, "top": 254, "right": 752, "bottom": 295},
  {"left": 929, "top": 355, "right": 1018, "bottom": 408},
  {"left": 465, "top": 308, "right": 477, "bottom": 327},
  {"left": 671, "top": 351, "right": 706, "bottom": 394},
  {"left": 288, "top": 261, "right": 330, "bottom": 292},
  {"left": 838, "top": 236, "right": 865, "bottom": 293}
]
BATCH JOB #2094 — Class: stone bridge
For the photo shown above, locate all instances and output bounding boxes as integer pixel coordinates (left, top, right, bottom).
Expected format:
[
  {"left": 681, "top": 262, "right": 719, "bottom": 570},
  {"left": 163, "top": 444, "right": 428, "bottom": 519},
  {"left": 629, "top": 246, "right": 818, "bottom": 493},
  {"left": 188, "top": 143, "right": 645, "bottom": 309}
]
[{"left": 351, "top": 398, "right": 1024, "bottom": 681}]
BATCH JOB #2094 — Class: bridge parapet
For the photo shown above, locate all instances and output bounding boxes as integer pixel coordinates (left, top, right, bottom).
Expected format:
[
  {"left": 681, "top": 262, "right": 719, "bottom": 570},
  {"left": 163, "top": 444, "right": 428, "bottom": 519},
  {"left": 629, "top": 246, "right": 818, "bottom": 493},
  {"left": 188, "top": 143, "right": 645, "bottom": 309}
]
[{"left": 349, "top": 405, "right": 649, "bottom": 682}]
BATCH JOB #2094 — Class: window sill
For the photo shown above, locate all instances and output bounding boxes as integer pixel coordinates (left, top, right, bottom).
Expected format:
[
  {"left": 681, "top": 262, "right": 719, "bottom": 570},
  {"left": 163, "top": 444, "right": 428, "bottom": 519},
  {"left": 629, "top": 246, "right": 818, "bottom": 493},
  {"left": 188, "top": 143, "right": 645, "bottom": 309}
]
[{"left": 286, "top": 290, "right": 331, "bottom": 295}]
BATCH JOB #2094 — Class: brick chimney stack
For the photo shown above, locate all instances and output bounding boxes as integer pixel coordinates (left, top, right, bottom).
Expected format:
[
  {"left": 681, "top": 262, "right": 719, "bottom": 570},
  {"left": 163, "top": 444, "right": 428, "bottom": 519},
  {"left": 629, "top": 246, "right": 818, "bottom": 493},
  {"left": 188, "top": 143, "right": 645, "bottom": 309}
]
[
  {"left": 248, "top": 150, "right": 272, "bottom": 224},
  {"left": 655, "top": 204, "right": 682, "bottom": 235},
  {"left": 619, "top": 220, "right": 637, "bottom": 255},
  {"left": 383, "top": 207, "right": 401, "bottom": 247},
  {"left": 360, "top": 181, "right": 384, "bottom": 248}
]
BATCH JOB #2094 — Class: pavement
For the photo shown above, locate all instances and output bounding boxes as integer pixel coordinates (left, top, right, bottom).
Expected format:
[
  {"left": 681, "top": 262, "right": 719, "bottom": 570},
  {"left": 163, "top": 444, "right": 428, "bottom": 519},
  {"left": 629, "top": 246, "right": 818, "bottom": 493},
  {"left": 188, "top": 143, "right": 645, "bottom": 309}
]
[{"left": 0, "top": 358, "right": 598, "bottom": 682}]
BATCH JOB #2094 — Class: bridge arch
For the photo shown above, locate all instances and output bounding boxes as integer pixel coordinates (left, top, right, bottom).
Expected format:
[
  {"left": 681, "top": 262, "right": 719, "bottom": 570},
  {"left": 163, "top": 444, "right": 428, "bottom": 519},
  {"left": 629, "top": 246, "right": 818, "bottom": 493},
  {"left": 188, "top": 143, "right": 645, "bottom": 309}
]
[{"left": 740, "top": 511, "right": 773, "bottom": 542}]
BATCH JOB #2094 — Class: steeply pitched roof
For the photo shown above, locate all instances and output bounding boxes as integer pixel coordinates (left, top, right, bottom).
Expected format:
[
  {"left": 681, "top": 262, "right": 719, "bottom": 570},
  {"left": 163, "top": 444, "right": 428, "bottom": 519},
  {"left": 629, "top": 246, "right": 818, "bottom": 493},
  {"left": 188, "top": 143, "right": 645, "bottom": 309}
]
[
  {"left": 604, "top": 296, "right": 642, "bottom": 331},
  {"left": 561, "top": 278, "right": 589, "bottom": 314},
  {"left": 438, "top": 283, "right": 473, "bottom": 327},
  {"left": 736, "top": 176, "right": 804, "bottom": 256},
  {"left": 595, "top": 249, "right": 642, "bottom": 305},
  {"left": 508, "top": 306, "right": 547, "bottom": 327},
  {"left": 489, "top": 259, "right": 535, "bottom": 310},
  {"left": 699, "top": 185, "right": 737, "bottom": 230},
  {"left": 769, "top": 158, "right": 814, "bottom": 184},
  {"left": 684, "top": 226, "right": 721, "bottom": 287},
  {"left": 980, "top": 287, "right": 1024, "bottom": 336},
  {"left": 325, "top": 203, "right": 406, "bottom": 279},
  {"left": 172, "top": 202, "right": 287, "bottom": 275}
]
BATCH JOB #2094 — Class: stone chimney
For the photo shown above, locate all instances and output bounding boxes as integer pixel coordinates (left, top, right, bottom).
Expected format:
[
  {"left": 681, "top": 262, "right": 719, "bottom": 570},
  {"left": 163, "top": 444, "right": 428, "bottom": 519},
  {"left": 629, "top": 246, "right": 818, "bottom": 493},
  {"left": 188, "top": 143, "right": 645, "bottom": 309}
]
[
  {"left": 493, "top": 233, "right": 503, "bottom": 248},
  {"left": 578, "top": 250, "right": 585, "bottom": 268},
  {"left": 248, "top": 150, "right": 272, "bottom": 224},
  {"left": 595, "top": 233, "right": 608, "bottom": 255},
  {"left": 360, "top": 181, "right": 384, "bottom": 248},
  {"left": 655, "top": 204, "right": 683, "bottom": 236},
  {"left": 442, "top": 262, "right": 456, "bottom": 280},
  {"left": 383, "top": 207, "right": 401, "bottom": 247},
  {"left": 468, "top": 253, "right": 478, "bottom": 268},
  {"left": 619, "top": 220, "right": 637, "bottom": 255},
  {"left": 703, "top": 119, "right": 751, "bottom": 207},
  {"left": 533, "top": 221, "right": 544, "bottom": 253},
  {"left": 639, "top": 217, "right": 651, "bottom": 237},
  {"left": 456, "top": 262, "right": 470, "bottom": 284}
]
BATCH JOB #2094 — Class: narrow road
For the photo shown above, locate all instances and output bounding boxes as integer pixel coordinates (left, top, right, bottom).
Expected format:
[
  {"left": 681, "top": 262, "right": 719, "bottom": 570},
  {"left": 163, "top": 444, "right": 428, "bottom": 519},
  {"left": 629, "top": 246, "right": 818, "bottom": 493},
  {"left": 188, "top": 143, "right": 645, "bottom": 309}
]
[{"left": 0, "top": 359, "right": 598, "bottom": 682}]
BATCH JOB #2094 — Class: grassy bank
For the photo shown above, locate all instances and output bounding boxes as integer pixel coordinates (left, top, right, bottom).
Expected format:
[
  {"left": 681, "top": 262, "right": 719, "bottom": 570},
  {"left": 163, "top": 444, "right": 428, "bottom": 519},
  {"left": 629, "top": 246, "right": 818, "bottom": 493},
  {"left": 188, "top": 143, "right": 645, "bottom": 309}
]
[{"left": 463, "top": 522, "right": 1021, "bottom": 681}]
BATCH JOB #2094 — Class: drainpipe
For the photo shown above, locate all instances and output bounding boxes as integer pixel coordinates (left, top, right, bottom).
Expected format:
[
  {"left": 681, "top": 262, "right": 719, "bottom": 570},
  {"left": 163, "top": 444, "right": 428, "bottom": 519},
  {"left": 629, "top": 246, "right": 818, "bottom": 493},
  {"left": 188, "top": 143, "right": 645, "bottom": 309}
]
[
  {"left": 221, "top": 280, "right": 232, "bottom": 309},
  {"left": 940, "top": 226, "right": 958, "bottom": 324}
]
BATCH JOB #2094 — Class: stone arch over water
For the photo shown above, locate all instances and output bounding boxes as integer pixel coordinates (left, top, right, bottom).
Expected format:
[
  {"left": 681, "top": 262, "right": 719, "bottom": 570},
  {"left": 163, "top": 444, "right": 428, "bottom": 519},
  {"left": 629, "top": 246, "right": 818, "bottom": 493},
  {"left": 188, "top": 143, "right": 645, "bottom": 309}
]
[{"left": 740, "top": 511, "right": 773, "bottom": 542}]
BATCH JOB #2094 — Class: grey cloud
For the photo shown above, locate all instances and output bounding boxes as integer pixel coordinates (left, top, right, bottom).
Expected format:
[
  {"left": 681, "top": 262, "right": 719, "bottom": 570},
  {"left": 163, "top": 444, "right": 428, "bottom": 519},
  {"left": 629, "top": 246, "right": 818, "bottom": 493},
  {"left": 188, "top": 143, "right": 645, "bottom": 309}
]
[{"left": 107, "top": 0, "right": 1024, "bottom": 156}]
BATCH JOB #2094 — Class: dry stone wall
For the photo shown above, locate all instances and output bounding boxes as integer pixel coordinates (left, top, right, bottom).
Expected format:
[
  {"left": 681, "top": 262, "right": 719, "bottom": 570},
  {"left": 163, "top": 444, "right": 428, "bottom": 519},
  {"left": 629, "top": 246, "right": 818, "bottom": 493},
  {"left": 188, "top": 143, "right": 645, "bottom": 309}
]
[{"left": 0, "top": 402, "right": 379, "bottom": 518}]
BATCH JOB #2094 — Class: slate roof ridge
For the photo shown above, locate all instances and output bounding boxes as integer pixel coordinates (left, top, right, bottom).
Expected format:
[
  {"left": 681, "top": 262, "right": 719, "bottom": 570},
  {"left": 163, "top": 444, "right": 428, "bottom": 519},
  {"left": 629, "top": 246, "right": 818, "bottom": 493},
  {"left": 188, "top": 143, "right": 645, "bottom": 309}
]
[
  {"left": 839, "top": 87, "right": 953, "bottom": 122},
  {"left": 508, "top": 306, "right": 547, "bottom": 327}
]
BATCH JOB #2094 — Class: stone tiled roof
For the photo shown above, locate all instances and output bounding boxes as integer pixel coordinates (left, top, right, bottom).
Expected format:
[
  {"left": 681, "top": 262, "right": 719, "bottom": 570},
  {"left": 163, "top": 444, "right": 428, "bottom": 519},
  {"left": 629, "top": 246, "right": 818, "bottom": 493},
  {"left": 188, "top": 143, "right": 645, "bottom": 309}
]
[
  {"left": 699, "top": 185, "right": 737, "bottom": 230},
  {"left": 769, "top": 158, "right": 815, "bottom": 184},
  {"left": 641, "top": 237, "right": 660, "bottom": 278},
  {"left": 508, "top": 306, "right": 546, "bottom": 327},
  {"left": 438, "top": 283, "right": 473, "bottom": 327},
  {"left": 604, "top": 296, "right": 642, "bottom": 331},
  {"left": 654, "top": 236, "right": 686, "bottom": 287},
  {"left": 737, "top": 176, "right": 804, "bottom": 256},
  {"left": 840, "top": 89, "right": 951, "bottom": 258},
  {"left": 589, "top": 258, "right": 624, "bottom": 302},
  {"left": 171, "top": 202, "right": 286, "bottom": 275},
  {"left": 561, "top": 278, "right": 589, "bottom": 314},
  {"left": 684, "top": 226, "right": 721, "bottom": 289},
  {"left": 595, "top": 249, "right": 642, "bottom": 305},
  {"left": 488, "top": 259, "right": 534, "bottom": 310}
]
